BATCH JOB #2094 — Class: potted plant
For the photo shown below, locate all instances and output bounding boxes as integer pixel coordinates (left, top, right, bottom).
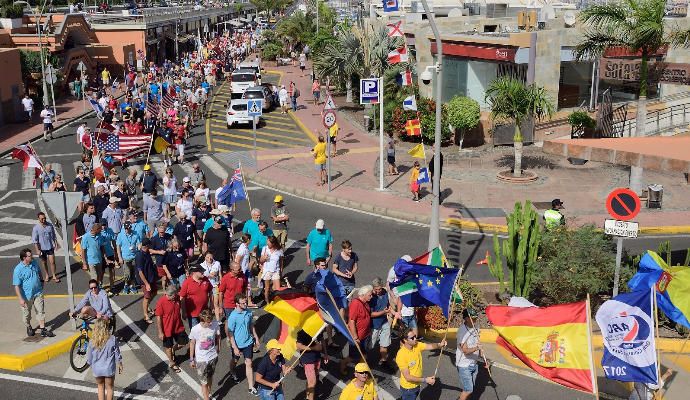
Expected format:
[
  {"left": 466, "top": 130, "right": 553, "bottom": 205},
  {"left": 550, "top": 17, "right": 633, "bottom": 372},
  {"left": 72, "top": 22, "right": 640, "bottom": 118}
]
[
  {"left": 567, "top": 110, "right": 596, "bottom": 139},
  {"left": 0, "top": 3, "right": 24, "bottom": 29}
]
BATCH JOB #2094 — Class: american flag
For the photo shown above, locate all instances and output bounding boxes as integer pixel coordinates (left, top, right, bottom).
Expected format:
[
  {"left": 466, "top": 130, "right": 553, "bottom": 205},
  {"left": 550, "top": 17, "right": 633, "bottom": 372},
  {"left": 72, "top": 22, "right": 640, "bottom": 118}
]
[
  {"left": 146, "top": 93, "right": 176, "bottom": 116},
  {"left": 93, "top": 121, "right": 151, "bottom": 161}
]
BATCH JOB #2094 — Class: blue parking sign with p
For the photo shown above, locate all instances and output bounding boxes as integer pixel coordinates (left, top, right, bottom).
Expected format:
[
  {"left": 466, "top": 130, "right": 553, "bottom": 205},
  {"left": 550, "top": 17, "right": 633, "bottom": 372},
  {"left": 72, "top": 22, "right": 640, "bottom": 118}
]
[{"left": 360, "top": 78, "right": 380, "bottom": 105}]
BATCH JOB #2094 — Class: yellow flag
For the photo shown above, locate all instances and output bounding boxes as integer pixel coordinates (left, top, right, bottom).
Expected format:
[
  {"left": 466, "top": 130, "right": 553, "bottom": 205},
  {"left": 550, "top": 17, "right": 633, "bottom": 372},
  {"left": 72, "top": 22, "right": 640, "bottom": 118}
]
[
  {"left": 153, "top": 137, "right": 169, "bottom": 154},
  {"left": 407, "top": 143, "right": 426, "bottom": 159}
]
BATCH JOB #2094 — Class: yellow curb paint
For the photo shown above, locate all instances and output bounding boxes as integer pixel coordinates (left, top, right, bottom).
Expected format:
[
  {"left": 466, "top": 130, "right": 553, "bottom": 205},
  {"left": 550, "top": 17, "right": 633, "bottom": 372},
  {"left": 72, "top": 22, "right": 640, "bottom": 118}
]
[
  {"left": 446, "top": 218, "right": 508, "bottom": 233},
  {"left": 0, "top": 333, "right": 80, "bottom": 371},
  {"left": 287, "top": 111, "right": 318, "bottom": 144},
  {"left": 265, "top": 70, "right": 284, "bottom": 84},
  {"left": 639, "top": 226, "right": 690, "bottom": 235}
]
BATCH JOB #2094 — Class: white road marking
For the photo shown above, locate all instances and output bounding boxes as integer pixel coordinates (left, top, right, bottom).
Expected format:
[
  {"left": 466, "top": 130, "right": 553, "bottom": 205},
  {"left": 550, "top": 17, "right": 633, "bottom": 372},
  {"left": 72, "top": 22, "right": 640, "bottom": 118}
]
[
  {"left": 0, "top": 166, "right": 9, "bottom": 191},
  {"left": 0, "top": 232, "right": 33, "bottom": 252},
  {"left": 0, "top": 371, "right": 167, "bottom": 400},
  {"left": 178, "top": 162, "right": 195, "bottom": 179},
  {"left": 51, "top": 163, "right": 63, "bottom": 178},
  {"left": 0, "top": 217, "right": 40, "bottom": 225},
  {"left": 199, "top": 155, "right": 229, "bottom": 180},
  {"left": 62, "top": 365, "right": 88, "bottom": 380},
  {"left": 22, "top": 168, "right": 35, "bottom": 189},
  {"left": 0, "top": 201, "right": 35, "bottom": 210},
  {"left": 110, "top": 299, "right": 201, "bottom": 395}
]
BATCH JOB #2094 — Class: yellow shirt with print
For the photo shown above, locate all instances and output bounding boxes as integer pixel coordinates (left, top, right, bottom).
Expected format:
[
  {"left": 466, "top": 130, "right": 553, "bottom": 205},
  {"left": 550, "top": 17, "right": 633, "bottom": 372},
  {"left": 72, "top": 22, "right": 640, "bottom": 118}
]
[
  {"left": 339, "top": 378, "right": 377, "bottom": 400},
  {"left": 313, "top": 142, "right": 327, "bottom": 165},
  {"left": 329, "top": 122, "right": 339, "bottom": 139},
  {"left": 395, "top": 342, "right": 427, "bottom": 389}
]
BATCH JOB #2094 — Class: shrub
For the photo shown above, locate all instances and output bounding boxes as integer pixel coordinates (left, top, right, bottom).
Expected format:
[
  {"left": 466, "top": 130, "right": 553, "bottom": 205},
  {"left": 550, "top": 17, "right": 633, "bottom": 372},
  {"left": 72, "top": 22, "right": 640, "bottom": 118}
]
[
  {"left": 1, "top": 4, "right": 24, "bottom": 18},
  {"left": 417, "top": 97, "right": 451, "bottom": 142},
  {"left": 446, "top": 95, "right": 481, "bottom": 139},
  {"left": 567, "top": 110, "right": 596, "bottom": 129},
  {"left": 416, "top": 278, "right": 484, "bottom": 330},
  {"left": 261, "top": 42, "right": 282, "bottom": 61},
  {"left": 531, "top": 225, "right": 634, "bottom": 307}
]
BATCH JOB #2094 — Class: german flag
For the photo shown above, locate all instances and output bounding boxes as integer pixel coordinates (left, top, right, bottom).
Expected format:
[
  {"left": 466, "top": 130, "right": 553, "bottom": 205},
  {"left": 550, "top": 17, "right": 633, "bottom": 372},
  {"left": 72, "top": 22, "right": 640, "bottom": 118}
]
[
  {"left": 486, "top": 301, "right": 596, "bottom": 393},
  {"left": 405, "top": 118, "right": 421, "bottom": 136},
  {"left": 264, "top": 289, "right": 326, "bottom": 358}
]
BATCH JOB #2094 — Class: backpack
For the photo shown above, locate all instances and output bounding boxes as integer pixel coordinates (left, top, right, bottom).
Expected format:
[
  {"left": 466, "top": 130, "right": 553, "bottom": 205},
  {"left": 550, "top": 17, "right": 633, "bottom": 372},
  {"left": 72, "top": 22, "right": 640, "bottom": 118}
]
[{"left": 294, "top": 88, "right": 300, "bottom": 98}]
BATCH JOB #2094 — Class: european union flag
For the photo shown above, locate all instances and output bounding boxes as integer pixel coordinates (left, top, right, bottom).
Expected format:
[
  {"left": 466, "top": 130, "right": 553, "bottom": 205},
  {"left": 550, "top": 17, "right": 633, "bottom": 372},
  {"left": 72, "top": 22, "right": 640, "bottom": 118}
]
[
  {"left": 390, "top": 257, "right": 460, "bottom": 317},
  {"left": 315, "top": 285, "right": 355, "bottom": 345}
]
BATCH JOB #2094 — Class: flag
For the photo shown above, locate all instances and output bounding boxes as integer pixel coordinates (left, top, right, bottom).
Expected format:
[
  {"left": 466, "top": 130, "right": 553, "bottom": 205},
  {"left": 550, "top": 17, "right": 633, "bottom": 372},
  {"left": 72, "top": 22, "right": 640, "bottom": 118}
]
[
  {"left": 153, "top": 136, "right": 171, "bottom": 154},
  {"left": 383, "top": 0, "right": 399, "bottom": 12},
  {"left": 316, "top": 288, "right": 356, "bottom": 345},
  {"left": 596, "top": 288, "right": 658, "bottom": 385},
  {"left": 217, "top": 179, "right": 246, "bottom": 206},
  {"left": 387, "top": 20, "right": 403, "bottom": 37},
  {"left": 397, "top": 70, "right": 413, "bottom": 86},
  {"left": 265, "top": 289, "right": 327, "bottom": 359},
  {"left": 89, "top": 98, "right": 104, "bottom": 118},
  {"left": 486, "top": 301, "right": 596, "bottom": 393},
  {"left": 403, "top": 95, "right": 417, "bottom": 111},
  {"left": 387, "top": 46, "right": 408, "bottom": 64},
  {"left": 417, "top": 167, "right": 430, "bottom": 184},
  {"left": 389, "top": 256, "right": 460, "bottom": 317},
  {"left": 11, "top": 145, "right": 43, "bottom": 171},
  {"left": 93, "top": 121, "right": 151, "bottom": 161},
  {"left": 628, "top": 251, "right": 690, "bottom": 328},
  {"left": 405, "top": 118, "right": 421, "bottom": 136},
  {"left": 92, "top": 150, "right": 105, "bottom": 181},
  {"left": 111, "top": 78, "right": 118, "bottom": 91},
  {"left": 407, "top": 143, "right": 426, "bottom": 159}
]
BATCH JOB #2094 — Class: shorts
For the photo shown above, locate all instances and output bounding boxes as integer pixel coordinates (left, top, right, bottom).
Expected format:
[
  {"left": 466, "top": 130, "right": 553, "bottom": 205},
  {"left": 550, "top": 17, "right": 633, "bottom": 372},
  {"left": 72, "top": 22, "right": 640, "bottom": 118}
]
[
  {"left": 143, "top": 282, "right": 158, "bottom": 299},
  {"left": 39, "top": 248, "right": 55, "bottom": 260},
  {"left": 329, "top": 136, "right": 336, "bottom": 144},
  {"left": 387, "top": 155, "right": 396, "bottom": 165},
  {"left": 81, "top": 194, "right": 91, "bottom": 202},
  {"left": 195, "top": 357, "right": 218, "bottom": 385},
  {"left": 231, "top": 345, "right": 254, "bottom": 361},
  {"left": 212, "top": 286, "right": 220, "bottom": 296},
  {"left": 104, "top": 255, "right": 115, "bottom": 268},
  {"left": 164, "top": 194, "right": 177, "bottom": 204},
  {"left": 458, "top": 364, "right": 478, "bottom": 393},
  {"left": 348, "top": 337, "right": 369, "bottom": 359},
  {"left": 157, "top": 265, "right": 167, "bottom": 278},
  {"left": 300, "top": 65, "right": 305, "bottom": 71},
  {"left": 313, "top": 91, "right": 320, "bottom": 100},
  {"left": 400, "top": 386, "right": 420, "bottom": 400},
  {"left": 262, "top": 270, "right": 280, "bottom": 281},
  {"left": 303, "top": 360, "right": 320, "bottom": 382},
  {"left": 176, "top": 144, "right": 185, "bottom": 155},
  {"left": 315, "top": 163, "right": 325, "bottom": 171},
  {"left": 88, "top": 263, "right": 103, "bottom": 280},
  {"left": 370, "top": 322, "right": 392, "bottom": 348},
  {"left": 401, "top": 314, "right": 417, "bottom": 329},
  {"left": 44, "top": 123, "right": 54, "bottom": 130},
  {"left": 163, "top": 331, "right": 189, "bottom": 348}
]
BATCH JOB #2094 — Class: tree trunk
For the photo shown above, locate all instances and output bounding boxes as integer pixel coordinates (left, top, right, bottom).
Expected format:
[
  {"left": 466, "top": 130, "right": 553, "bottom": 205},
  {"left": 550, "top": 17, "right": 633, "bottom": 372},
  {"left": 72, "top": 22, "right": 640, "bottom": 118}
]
[
  {"left": 513, "top": 124, "right": 523, "bottom": 177},
  {"left": 346, "top": 78, "right": 352, "bottom": 103}
]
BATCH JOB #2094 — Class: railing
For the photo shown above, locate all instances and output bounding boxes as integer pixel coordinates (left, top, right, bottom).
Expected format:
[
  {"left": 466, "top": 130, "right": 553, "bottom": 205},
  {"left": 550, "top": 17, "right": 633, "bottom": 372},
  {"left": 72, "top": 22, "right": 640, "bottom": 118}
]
[
  {"left": 86, "top": 4, "right": 252, "bottom": 25},
  {"left": 614, "top": 101, "right": 690, "bottom": 137}
]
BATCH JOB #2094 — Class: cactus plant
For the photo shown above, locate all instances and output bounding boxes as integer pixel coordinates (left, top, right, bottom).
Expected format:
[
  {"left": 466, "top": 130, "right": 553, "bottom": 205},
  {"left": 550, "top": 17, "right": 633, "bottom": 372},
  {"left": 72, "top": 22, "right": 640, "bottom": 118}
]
[
  {"left": 502, "top": 201, "right": 541, "bottom": 298},
  {"left": 487, "top": 234, "right": 507, "bottom": 295}
]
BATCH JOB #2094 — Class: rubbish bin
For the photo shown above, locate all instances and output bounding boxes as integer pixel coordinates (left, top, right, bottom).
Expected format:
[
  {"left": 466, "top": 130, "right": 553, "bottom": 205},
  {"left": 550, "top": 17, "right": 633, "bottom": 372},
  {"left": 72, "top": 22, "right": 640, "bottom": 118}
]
[
  {"left": 363, "top": 115, "right": 371, "bottom": 132},
  {"left": 648, "top": 184, "right": 663, "bottom": 209}
]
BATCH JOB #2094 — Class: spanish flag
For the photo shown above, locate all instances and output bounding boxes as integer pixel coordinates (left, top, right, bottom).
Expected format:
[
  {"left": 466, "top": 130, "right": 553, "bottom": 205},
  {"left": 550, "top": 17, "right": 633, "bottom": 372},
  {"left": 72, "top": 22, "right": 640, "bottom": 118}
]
[
  {"left": 405, "top": 118, "right": 421, "bottom": 136},
  {"left": 264, "top": 289, "right": 326, "bottom": 358},
  {"left": 486, "top": 301, "right": 596, "bottom": 393}
]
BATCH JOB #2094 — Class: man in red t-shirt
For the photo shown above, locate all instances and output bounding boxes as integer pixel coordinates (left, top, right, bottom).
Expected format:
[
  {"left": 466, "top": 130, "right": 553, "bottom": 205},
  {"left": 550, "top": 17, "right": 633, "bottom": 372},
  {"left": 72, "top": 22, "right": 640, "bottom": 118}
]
[
  {"left": 219, "top": 261, "right": 248, "bottom": 315},
  {"left": 179, "top": 266, "right": 212, "bottom": 328},
  {"left": 340, "top": 285, "right": 373, "bottom": 375},
  {"left": 155, "top": 285, "right": 187, "bottom": 372}
]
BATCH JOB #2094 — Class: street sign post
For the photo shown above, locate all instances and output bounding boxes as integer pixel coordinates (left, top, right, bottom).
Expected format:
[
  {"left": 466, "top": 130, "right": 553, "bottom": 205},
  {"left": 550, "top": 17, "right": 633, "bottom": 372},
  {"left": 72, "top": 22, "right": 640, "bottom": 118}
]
[
  {"left": 323, "top": 94, "right": 336, "bottom": 111},
  {"left": 360, "top": 78, "right": 385, "bottom": 191},
  {"left": 42, "top": 192, "right": 82, "bottom": 329},
  {"left": 322, "top": 110, "right": 337, "bottom": 193},
  {"left": 247, "top": 99, "right": 263, "bottom": 165},
  {"left": 45, "top": 64, "right": 58, "bottom": 123},
  {"left": 77, "top": 62, "right": 87, "bottom": 112},
  {"left": 605, "top": 188, "right": 642, "bottom": 296}
]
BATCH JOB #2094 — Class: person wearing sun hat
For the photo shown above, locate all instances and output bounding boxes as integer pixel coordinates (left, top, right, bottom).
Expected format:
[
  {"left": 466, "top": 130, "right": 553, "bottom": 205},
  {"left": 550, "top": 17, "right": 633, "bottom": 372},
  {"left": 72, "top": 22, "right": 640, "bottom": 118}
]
[
  {"left": 255, "top": 339, "right": 291, "bottom": 398},
  {"left": 339, "top": 363, "right": 378, "bottom": 400}
]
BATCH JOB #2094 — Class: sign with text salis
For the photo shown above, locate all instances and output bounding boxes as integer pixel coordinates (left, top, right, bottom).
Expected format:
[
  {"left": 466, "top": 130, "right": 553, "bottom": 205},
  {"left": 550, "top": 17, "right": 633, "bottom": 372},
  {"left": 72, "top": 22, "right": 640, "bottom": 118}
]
[{"left": 606, "top": 188, "right": 641, "bottom": 221}]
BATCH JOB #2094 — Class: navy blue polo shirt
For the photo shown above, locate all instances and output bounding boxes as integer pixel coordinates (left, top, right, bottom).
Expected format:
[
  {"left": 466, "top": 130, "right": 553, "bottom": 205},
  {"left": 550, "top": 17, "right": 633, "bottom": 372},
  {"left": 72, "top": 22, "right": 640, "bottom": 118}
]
[
  {"left": 162, "top": 250, "right": 187, "bottom": 278},
  {"left": 150, "top": 233, "right": 170, "bottom": 265},
  {"left": 135, "top": 250, "right": 156, "bottom": 284},
  {"left": 173, "top": 220, "right": 195, "bottom": 249}
]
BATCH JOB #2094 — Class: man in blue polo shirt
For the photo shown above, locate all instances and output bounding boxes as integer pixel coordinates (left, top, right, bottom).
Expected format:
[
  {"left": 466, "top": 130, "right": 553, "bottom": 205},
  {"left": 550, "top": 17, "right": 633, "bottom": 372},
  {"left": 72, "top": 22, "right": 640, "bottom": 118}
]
[
  {"left": 306, "top": 219, "right": 333, "bottom": 266},
  {"left": 248, "top": 221, "right": 272, "bottom": 258},
  {"left": 81, "top": 223, "right": 111, "bottom": 285},
  {"left": 116, "top": 221, "right": 142, "bottom": 294},
  {"left": 13, "top": 248, "right": 55, "bottom": 338}
]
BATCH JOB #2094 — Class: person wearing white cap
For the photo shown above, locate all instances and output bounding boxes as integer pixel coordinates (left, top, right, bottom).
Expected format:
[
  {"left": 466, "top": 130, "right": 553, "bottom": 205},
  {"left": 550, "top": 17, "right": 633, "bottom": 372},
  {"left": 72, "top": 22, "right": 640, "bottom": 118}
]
[
  {"left": 278, "top": 85, "right": 289, "bottom": 114},
  {"left": 101, "top": 196, "right": 124, "bottom": 236},
  {"left": 305, "top": 219, "right": 333, "bottom": 266}
]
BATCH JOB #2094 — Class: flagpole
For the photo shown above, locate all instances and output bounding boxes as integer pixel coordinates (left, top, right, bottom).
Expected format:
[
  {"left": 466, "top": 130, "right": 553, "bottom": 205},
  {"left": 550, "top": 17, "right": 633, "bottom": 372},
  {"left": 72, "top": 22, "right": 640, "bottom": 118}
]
[
  {"left": 586, "top": 294, "right": 600, "bottom": 399},
  {"left": 144, "top": 127, "right": 155, "bottom": 166},
  {"left": 432, "top": 270, "right": 460, "bottom": 377},
  {"left": 653, "top": 286, "right": 662, "bottom": 388},
  {"left": 238, "top": 161, "right": 252, "bottom": 215},
  {"left": 268, "top": 323, "right": 328, "bottom": 395}
]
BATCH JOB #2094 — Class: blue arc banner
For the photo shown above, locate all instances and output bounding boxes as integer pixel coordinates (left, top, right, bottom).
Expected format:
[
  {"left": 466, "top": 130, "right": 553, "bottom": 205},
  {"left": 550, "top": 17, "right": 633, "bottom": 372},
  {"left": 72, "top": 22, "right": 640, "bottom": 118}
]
[{"left": 595, "top": 288, "right": 658, "bottom": 384}]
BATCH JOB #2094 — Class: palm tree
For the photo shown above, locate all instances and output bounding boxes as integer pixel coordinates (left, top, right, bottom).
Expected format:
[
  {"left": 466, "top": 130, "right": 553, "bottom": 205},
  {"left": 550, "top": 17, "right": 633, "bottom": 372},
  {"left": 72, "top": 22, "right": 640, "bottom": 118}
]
[
  {"left": 575, "top": 0, "right": 690, "bottom": 192},
  {"left": 485, "top": 76, "right": 554, "bottom": 178},
  {"left": 276, "top": 11, "right": 315, "bottom": 47}
]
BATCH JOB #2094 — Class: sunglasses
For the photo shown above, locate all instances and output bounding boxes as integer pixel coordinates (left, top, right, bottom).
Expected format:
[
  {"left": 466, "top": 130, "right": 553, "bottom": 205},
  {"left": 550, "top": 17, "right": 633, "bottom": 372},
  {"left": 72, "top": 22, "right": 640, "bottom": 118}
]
[
  {"left": 407, "top": 336, "right": 418, "bottom": 341},
  {"left": 89, "top": 286, "right": 99, "bottom": 290}
]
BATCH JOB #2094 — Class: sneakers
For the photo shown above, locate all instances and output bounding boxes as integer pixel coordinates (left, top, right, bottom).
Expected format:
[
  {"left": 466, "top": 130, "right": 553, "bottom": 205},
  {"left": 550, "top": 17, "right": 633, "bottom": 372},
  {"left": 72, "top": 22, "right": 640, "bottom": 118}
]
[
  {"left": 122, "top": 285, "right": 130, "bottom": 295},
  {"left": 248, "top": 387, "right": 258, "bottom": 396},
  {"left": 130, "top": 286, "right": 139, "bottom": 294},
  {"left": 26, "top": 326, "right": 35, "bottom": 337},
  {"left": 41, "top": 328, "right": 55, "bottom": 338}
]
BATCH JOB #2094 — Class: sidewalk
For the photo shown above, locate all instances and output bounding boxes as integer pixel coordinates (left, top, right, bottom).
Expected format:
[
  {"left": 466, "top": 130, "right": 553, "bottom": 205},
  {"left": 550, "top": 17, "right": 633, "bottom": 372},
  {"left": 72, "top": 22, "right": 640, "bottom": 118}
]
[{"left": 245, "top": 62, "right": 690, "bottom": 234}]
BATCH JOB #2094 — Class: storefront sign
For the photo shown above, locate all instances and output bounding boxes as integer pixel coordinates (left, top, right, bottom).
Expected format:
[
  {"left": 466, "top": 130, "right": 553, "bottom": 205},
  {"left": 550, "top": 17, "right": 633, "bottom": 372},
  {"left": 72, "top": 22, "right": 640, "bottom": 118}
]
[
  {"left": 600, "top": 58, "right": 690, "bottom": 85},
  {"left": 431, "top": 42, "right": 516, "bottom": 62}
]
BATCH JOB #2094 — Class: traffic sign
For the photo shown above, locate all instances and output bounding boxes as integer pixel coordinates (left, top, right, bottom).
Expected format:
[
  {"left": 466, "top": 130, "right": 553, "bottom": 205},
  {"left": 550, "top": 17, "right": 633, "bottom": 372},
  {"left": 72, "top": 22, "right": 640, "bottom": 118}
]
[
  {"left": 323, "top": 94, "right": 336, "bottom": 110},
  {"left": 604, "top": 219, "right": 639, "bottom": 238},
  {"left": 247, "top": 99, "right": 263, "bottom": 117},
  {"left": 606, "top": 188, "right": 641, "bottom": 221},
  {"left": 360, "top": 78, "right": 380, "bottom": 104},
  {"left": 45, "top": 64, "right": 57, "bottom": 84},
  {"left": 323, "top": 110, "right": 336, "bottom": 128},
  {"left": 76, "top": 61, "right": 87, "bottom": 72}
]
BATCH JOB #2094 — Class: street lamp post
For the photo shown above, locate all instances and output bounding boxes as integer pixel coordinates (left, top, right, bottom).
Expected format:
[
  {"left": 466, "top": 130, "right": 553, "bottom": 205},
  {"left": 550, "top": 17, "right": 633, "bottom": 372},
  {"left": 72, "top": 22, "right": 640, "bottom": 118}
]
[
  {"left": 419, "top": 0, "right": 443, "bottom": 251},
  {"left": 36, "top": 2, "right": 50, "bottom": 108}
]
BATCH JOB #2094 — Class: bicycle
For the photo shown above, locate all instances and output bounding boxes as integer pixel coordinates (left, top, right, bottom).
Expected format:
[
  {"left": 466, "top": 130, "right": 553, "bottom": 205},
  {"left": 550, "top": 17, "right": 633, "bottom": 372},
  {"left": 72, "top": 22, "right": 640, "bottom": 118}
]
[{"left": 69, "top": 315, "right": 117, "bottom": 372}]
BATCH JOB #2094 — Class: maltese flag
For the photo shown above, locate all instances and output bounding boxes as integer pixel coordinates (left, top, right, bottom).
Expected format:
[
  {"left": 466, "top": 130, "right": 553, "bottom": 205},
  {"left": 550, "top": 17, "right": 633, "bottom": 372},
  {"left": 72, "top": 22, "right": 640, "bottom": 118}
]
[
  {"left": 387, "top": 20, "right": 404, "bottom": 37},
  {"left": 387, "top": 46, "right": 408, "bottom": 64}
]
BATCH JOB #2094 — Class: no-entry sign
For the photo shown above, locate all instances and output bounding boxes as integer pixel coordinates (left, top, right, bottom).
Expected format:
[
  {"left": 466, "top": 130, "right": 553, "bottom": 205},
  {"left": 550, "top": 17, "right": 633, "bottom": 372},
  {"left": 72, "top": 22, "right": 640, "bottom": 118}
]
[{"left": 606, "top": 188, "right": 641, "bottom": 221}]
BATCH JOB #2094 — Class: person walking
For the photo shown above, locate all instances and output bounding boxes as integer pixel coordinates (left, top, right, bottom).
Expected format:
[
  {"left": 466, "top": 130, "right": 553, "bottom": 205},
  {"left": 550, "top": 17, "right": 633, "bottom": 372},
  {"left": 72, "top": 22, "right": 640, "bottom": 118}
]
[
  {"left": 136, "top": 238, "right": 158, "bottom": 324},
  {"left": 305, "top": 219, "right": 333, "bottom": 266},
  {"left": 226, "top": 293, "right": 260, "bottom": 395},
  {"left": 86, "top": 319, "right": 123, "bottom": 400},
  {"left": 255, "top": 339, "right": 291, "bottom": 400},
  {"left": 409, "top": 161, "right": 421, "bottom": 202},
  {"left": 339, "top": 363, "right": 378, "bottom": 400},
  {"left": 140, "top": 164, "right": 159, "bottom": 203},
  {"left": 289, "top": 81, "right": 298, "bottom": 112},
  {"left": 369, "top": 277, "right": 393, "bottom": 370},
  {"left": 328, "top": 122, "right": 339, "bottom": 157},
  {"left": 199, "top": 252, "right": 222, "bottom": 321},
  {"left": 32, "top": 212, "right": 59, "bottom": 283},
  {"left": 428, "top": 149, "right": 443, "bottom": 191},
  {"left": 270, "top": 195, "right": 289, "bottom": 250},
  {"left": 40, "top": 105, "right": 54, "bottom": 141},
  {"left": 311, "top": 79, "right": 320, "bottom": 105},
  {"left": 155, "top": 285, "right": 188, "bottom": 373},
  {"left": 189, "top": 309, "right": 220, "bottom": 400},
  {"left": 332, "top": 240, "right": 358, "bottom": 304},
  {"left": 180, "top": 265, "right": 213, "bottom": 328},
  {"left": 22, "top": 94, "right": 34, "bottom": 121},
  {"left": 457, "top": 309, "right": 483, "bottom": 400},
  {"left": 143, "top": 188, "right": 166, "bottom": 232},
  {"left": 161, "top": 239, "right": 188, "bottom": 288},
  {"left": 81, "top": 223, "right": 113, "bottom": 285},
  {"left": 310, "top": 136, "right": 327, "bottom": 186},
  {"left": 296, "top": 328, "right": 327, "bottom": 400},
  {"left": 395, "top": 328, "right": 446, "bottom": 400},
  {"left": 219, "top": 261, "right": 248, "bottom": 318},
  {"left": 40, "top": 164, "right": 56, "bottom": 192},
  {"left": 13, "top": 248, "right": 55, "bottom": 338},
  {"left": 340, "top": 285, "right": 373, "bottom": 376},
  {"left": 204, "top": 216, "right": 230, "bottom": 272},
  {"left": 278, "top": 85, "right": 288, "bottom": 114},
  {"left": 116, "top": 221, "right": 141, "bottom": 294},
  {"left": 234, "top": 233, "right": 258, "bottom": 308},
  {"left": 387, "top": 133, "right": 399, "bottom": 175},
  {"left": 259, "top": 236, "right": 283, "bottom": 305}
]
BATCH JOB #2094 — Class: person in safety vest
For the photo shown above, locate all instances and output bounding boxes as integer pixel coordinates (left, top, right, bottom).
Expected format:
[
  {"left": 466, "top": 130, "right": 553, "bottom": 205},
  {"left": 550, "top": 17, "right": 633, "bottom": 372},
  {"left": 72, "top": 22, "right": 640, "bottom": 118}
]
[{"left": 544, "top": 199, "right": 565, "bottom": 229}]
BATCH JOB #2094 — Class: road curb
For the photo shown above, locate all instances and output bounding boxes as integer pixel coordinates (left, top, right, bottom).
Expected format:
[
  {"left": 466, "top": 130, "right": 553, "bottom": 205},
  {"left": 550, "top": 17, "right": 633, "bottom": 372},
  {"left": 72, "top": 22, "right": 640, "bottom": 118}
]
[{"left": 0, "top": 332, "right": 80, "bottom": 372}]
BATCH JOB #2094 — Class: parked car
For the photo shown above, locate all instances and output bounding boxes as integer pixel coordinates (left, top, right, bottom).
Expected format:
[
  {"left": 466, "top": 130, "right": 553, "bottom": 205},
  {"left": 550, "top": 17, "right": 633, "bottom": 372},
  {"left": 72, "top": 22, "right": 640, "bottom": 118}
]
[
  {"left": 237, "top": 61, "right": 262, "bottom": 81},
  {"left": 230, "top": 71, "right": 257, "bottom": 98},
  {"left": 226, "top": 99, "right": 260, "bottom": 128},
  {"left": 242, "top": 86, "right": 273, "bottom": 111}
]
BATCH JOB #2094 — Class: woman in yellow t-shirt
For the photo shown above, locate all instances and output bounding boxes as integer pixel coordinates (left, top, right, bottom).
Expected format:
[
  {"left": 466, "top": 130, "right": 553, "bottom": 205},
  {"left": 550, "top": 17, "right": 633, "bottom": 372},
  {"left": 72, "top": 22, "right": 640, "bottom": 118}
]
[
  {"left": 311, "top": 135, "right": 327, "bottom": 186},
  {"left": 409, "top": 160, "right": 421, "bottom": 202},
  {"left": 339, "top": 363, "right": 377, "bottom": 400},
  {"left": 328, "top": 122, "right": 339, "bottom": 157}
]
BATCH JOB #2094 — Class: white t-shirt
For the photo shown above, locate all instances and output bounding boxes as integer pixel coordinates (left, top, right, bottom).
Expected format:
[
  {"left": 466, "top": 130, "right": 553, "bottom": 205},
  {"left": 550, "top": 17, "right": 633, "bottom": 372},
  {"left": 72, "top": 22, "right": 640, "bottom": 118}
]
[
  {"left": 456, "top": 324, "right": 480, "bottom": 367},
  {"left": 195, "top": 187, "right": 209, "bottom": 200},
  {"left": 176, "top": 198, "right": 193, "bottom": 218},
  {"left": 261, "top": 246, "right": 283, "bottom": 273},
  {"left": 200, "top": 260, "right": 220, "bottom": 287},
  {"left": 189, "top": 320, "right": 219, "bottom": 363},
  {"left": 236, "top": 243, "right": 249, "bottom": 273},
  {"left": 163, "top": 176, "right": 177, "bottom": 196},
  {"left": 22, "top": 97, "right": 34, "bottom": 111},
  {"left": 40, "top": 109, "right": 53, "bottom": 124}
]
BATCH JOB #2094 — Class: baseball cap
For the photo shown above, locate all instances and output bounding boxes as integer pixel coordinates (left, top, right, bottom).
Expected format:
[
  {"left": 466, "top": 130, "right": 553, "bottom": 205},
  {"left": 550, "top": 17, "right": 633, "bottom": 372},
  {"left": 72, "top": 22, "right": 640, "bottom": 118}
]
[
  {"left": 274, "top": 195, "right": 283, "bottom": 203},
  {"left": 143, "top": 164, "right": 151, "bottom": 171},
  {"left": 209, "top": 208, "right": 222, "bottom": 215},
  {"left": 265, "top": 339, "right": 282, "bottom": 351},
  {"left": 109, "top": 197, "right": 120, "bottom": 203},
  {"left": 183, "top": 176, "right": 191, "bottom": 183},
  {"left": 315, "top": 219, "right": 325, "bottom": 229},
  {"left": 552, "top": 199, "right": 564, "bottom": 208},
  {"left": 354, "top": 363, "right": 370, "bottom": 373}
]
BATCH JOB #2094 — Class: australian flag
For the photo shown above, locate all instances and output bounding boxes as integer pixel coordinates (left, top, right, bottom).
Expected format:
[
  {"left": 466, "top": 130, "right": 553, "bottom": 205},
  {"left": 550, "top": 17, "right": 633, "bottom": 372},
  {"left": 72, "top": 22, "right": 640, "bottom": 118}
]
[
  {"left": 217, "top": 168, "right": 247, "bottom": 206},
  {"left": 383, "top": 0, "right": 399, "bottom": 12}
]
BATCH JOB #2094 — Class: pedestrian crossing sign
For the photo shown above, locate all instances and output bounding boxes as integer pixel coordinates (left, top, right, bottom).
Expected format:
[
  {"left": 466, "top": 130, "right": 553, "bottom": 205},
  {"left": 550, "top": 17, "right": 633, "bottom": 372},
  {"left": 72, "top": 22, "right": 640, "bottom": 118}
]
[
  {"left": 323, "top": 94, "right": 336, "bottom": 111},
  {"left": 247, "top": 99, "right": 263, "bottom": 117}
]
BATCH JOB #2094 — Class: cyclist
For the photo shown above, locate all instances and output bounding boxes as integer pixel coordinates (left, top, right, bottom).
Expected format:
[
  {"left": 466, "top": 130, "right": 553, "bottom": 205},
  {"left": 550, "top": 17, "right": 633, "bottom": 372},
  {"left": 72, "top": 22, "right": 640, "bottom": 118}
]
[{"left": 71, "top": 279, "right": 114, "bottom": 321}]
